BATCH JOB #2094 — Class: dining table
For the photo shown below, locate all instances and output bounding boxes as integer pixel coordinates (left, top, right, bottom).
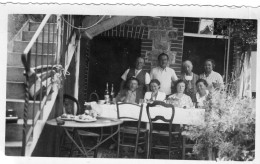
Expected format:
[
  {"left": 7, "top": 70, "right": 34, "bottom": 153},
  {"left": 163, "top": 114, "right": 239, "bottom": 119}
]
[
  {"left": 46, "top": 117, "right": 123, "bottom": 157},
  {"left": 98, "top": 103, "right": 205, "bottom": 125}
]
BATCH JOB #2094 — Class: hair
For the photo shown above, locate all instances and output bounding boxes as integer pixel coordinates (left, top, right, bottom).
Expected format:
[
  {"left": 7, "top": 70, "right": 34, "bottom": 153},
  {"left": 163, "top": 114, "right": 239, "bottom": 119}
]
[
  {"left": 158, "top": 53, "right": 169, "bottom": 61},
  {"left": 149, "top": 79, "right": 161, "bottom": 86},
  {"left": 204, "top": 59, "right": 216, "bottom": 69},
  {"left": 173, "top": 79, "right": 187, "bottom": 93},
  {"left": 196, "top": 79, "right": 208, "bottom": 87},
  {"left": 182, "top": 60, "right": 193, "bottom": 68},
  {"left": 136, "top": 56, "right": 145, "bottom": 62},
  {"left": 126, "top": 76, "right": 139, "bottom": 86}
]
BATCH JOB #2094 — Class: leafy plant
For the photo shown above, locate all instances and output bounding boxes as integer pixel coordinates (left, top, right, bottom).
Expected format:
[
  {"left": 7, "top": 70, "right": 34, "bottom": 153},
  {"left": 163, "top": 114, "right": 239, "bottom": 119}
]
[{"left": 182, "top": 83, "right": 255, "bottom": 161}]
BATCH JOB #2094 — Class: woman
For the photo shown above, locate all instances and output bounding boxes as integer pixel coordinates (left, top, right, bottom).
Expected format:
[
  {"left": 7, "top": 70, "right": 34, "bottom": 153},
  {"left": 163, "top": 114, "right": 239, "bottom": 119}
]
[
  {"left": 195, "top": 79, "right": 211, "bottom": 108},
  {"left": 167, "top": 79, "right": 193, "bottom": 108},
  {"left": 144, "top": 79, "right": 166, "bottom": 102},
  {"left": 180, "top": 60, "right": 199, "bottom": 102},
  {"left": 200, "top": 59, "right": 224, "bottom": 91}
]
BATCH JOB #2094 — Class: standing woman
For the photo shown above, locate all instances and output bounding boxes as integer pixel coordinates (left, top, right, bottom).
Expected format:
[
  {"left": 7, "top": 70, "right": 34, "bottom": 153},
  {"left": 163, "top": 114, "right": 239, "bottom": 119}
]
[
  {"left": 144, "top": 79, "right": 166, "bottom": 103},
  {"left": 200, "top": 59, "right": 224, "bottom": 91},
  {"left": 180, "top": 60, "right": 199, "bottom": 102}
]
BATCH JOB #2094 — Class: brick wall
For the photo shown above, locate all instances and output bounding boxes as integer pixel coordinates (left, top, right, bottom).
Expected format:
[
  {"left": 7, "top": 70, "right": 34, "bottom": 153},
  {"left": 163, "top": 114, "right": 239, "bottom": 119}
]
[{"left": 99, "top": 16, "right": 185, "bottom": 77}]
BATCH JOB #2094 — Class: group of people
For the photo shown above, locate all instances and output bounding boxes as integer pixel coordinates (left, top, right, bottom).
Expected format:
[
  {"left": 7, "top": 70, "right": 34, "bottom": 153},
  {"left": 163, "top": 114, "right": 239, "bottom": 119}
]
[{"left": 116, "top": 53, "right": 223, "bottom": 108}]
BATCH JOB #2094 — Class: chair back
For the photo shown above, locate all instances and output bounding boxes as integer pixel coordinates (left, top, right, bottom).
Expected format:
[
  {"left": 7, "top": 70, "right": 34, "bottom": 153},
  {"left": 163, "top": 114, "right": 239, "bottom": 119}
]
[
  {"left": 146, "top": 101, "right": 175, "bottom": 131},
  {"left": 89, "top": 91, "right": 99, "bottom": 102},
  {"left": 116, "top": 102, "right": 143, "bottom": 121},
  {"left": 63, "top": 94, "right": 80, "bottom": 115}
]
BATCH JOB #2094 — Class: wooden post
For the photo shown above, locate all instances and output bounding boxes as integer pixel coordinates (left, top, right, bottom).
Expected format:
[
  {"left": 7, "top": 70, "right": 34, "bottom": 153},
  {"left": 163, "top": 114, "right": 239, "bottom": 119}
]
[{"left": 74, "top": 35, "right": 81, "bottom": 114}]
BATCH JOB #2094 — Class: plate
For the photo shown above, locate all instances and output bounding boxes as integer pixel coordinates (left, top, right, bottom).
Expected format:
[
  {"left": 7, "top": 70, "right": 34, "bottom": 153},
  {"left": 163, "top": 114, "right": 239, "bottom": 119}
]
[{"left": 74, "top": 116, "right": 97, "bottom": 123}]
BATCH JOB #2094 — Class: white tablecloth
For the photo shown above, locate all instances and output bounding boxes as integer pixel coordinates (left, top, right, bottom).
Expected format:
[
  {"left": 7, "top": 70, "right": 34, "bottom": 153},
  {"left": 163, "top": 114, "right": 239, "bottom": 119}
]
[{"left": 99, "top": 104, "right": 205, "bottom": 125}]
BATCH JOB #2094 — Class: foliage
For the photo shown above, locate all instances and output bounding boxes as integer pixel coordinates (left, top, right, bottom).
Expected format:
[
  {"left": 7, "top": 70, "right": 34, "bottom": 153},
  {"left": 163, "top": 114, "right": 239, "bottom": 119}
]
[
  {"left": 182, "top": 83, "right": 255, "bottom": 161},
  {"left": 214, "top": 19, "right": 257, "bottom": 74}
]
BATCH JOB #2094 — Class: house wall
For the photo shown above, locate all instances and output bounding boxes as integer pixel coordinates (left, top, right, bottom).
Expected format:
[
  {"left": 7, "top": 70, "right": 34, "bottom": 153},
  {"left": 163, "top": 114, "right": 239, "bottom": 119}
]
[{"left": 98, "top": 17, "right": 185, "bottom": 76}]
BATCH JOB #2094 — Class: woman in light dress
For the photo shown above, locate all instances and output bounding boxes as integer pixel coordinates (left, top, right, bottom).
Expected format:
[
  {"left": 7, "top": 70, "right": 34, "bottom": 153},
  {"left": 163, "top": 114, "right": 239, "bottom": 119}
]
[
  {"left": 195, "top": 79, "right": 211, "bottom": 108},
  {"left": 144, "top": 79, "right": 166, "bottom": 103},
  {"left": 166, "top": 79, "right": 193, "bottom": 108}
]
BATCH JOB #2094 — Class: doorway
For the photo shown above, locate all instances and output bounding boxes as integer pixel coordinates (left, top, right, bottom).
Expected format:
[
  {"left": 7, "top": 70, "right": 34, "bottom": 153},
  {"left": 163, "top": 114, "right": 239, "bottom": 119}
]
[
  {"left": 183, "top": 36, "right": 227, "bottom": 76},
  {"left": 88, "top": 36, "right": 141, "bottom": 100}
]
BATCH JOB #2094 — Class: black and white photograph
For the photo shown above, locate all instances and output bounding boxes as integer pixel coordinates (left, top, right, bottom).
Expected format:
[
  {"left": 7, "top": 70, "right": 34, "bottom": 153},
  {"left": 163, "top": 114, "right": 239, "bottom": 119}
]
[{"left": 1, "top": 1, "right": 259, "bottom": 163}]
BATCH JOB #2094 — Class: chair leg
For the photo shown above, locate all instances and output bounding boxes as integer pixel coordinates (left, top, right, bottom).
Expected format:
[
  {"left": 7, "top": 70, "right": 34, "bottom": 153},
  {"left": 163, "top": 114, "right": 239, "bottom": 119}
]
[
  {"left": 117, "top": 125, "right": 120, "bottom": 158},
  {"left": 182, "top": 136, "right": 185, "bottom": 160},
  {"left": 145, "top": 132, "right": 149, "bottom": 159},
  {"left": 148, "top": 133, "right": 152, "bottom": 159}
]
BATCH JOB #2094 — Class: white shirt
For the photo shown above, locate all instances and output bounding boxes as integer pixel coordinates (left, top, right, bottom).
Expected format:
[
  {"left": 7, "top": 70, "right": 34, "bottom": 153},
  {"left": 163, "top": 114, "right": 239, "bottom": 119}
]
[
  {"left": 144, "top": 91, "right": 166, "bottom": 101},
  {"left": 184, "top": 73, "right": 193, "bottom": 81},
  {"left": 199, "top": 71, "right": 224, "bottom": 87},
  {"left": 150, "top": 67, "right": 178, "bottom": 95},
  {"left": 196, "top": 90, "right": 209, "bottom": 107},
  {"left": 121, "top": 69, "right": 150, "bottom": 84}
]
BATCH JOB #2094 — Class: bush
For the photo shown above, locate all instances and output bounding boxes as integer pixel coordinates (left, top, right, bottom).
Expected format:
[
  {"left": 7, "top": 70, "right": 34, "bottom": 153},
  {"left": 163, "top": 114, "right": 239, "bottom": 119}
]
[{"left": 182, "top": 84, "right": 255, "bottom": 161}]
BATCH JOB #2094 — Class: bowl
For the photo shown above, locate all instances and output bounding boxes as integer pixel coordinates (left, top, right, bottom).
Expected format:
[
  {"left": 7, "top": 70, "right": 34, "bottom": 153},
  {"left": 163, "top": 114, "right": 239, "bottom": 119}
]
[{"left": 98, "top": 100, "right": 106, "bottom": 104}]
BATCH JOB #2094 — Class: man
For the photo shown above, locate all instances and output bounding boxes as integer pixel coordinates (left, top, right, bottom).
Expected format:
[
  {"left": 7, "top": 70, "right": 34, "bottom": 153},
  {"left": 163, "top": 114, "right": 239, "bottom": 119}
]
[
  {"left": 120, "top": 57, "right": 150, "bottom": 96},
  {"left": 116, "top": 77, "right": 143, "bottom": 104},
  {"left": 180, "top": 60, "right": 199, "bottom": 102},
  {"left": 150, "top": 53, "right": 178, "bottom": 96}
]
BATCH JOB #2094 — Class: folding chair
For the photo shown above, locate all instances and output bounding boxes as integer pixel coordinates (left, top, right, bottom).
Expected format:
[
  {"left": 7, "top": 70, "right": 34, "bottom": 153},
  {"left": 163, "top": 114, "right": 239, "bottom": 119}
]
[
  {"left": 116, "top": 102, "right": 149, "bottom": 158},
  {"left": 146, "top": 101, "right": 182, "bottom": 159}
]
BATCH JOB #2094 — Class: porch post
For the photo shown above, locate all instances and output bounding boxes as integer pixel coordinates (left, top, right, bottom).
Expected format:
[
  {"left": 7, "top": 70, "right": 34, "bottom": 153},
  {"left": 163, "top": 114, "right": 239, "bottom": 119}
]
[
  {"left": 225, "top": 23, "right": 231, "bottom": 84},
  {"left": 74, "top": 35, "right": 81, "bottom": 114}
]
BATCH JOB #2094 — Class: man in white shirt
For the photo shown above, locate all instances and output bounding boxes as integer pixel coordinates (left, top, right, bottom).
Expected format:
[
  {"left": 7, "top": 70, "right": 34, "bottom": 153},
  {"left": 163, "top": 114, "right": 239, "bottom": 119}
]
[
  {"left": 150, "top": 53, "right": 178, "bottom": 96},
  {"left": 120, "top": 57, "right": 150, "bottom": 97}
]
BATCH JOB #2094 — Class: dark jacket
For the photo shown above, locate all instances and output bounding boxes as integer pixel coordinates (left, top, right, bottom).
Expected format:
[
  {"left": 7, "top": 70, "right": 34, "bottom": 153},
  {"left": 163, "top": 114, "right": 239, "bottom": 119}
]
[
  {"left": 126, "top": 68, "right": 147, "bottom": 96},
  {"left": 116, "top": 89, "right": 143, "bottom": 104},
  {"left": 180, "top": 73, "right": 199, "bottom": 102}
]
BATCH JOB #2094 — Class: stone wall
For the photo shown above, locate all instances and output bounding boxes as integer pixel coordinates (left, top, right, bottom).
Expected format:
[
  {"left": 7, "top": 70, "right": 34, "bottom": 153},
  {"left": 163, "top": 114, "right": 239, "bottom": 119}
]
[{"left": 99, "top": 16, "right": 185, "bottom": 77}]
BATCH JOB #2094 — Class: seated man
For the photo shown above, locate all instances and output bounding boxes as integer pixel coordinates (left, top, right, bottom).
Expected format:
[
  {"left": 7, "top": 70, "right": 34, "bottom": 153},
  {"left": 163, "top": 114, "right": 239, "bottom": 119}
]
[{"left": 116, "top": 77, "right": 143, "bottom": 104}]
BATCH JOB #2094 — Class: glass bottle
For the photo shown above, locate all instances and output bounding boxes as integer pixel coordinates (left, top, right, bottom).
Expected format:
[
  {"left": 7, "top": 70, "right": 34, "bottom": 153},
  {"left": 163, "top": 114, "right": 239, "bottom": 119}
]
[
  {"left": 104, "top": 82, "right": 110, "bottom": 104},
  {"left": 110, "top": 83, "right": 115, "bottom": 104}
]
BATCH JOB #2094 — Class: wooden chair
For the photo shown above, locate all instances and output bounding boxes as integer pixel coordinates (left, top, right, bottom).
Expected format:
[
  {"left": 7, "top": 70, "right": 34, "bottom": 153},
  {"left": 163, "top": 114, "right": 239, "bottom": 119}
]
[
  {"left": 146, "top": 101, "right": 181, "bottom": 159},
  {"left": 59, "top": 94, "right": 100, "bottom": 157},
  {"left": 116, "top": 102, "right": 149, "bottom": 158}
]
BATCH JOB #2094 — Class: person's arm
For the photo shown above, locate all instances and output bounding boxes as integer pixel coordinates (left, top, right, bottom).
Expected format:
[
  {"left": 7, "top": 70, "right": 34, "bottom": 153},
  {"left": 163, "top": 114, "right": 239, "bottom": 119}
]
[
  {"left": 145, "top": 72, "right": 151, "bottom": 92},
  {"left": 120, "top": 69, "right": 130, "bottom": 91},
  {"left": 120, "top": 80, "right": 126, "bottom": 91},
  {"left": 116, "top": 90, "right": 126, "bottom": 102}
]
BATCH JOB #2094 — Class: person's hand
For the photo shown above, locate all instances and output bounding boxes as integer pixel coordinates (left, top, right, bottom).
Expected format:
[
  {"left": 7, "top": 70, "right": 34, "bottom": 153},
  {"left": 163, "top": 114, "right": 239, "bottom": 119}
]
[{"left": 212, "top": 81, "right": 221, "bottom": 89}]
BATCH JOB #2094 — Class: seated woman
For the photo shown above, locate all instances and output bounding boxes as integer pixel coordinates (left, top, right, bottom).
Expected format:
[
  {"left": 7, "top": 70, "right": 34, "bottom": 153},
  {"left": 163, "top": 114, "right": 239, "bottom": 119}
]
[
  {"left": 195, "top": 79, "right": 211, "bottom": 108},
  {"left": 116, "top": 77, "right": 143, "bottom": 104},
  {"left": 166, "top": 79, "right": 193, "bottom": 108},
  {"left": 144, "top": 79, "right": 166, "bottom": 103}
]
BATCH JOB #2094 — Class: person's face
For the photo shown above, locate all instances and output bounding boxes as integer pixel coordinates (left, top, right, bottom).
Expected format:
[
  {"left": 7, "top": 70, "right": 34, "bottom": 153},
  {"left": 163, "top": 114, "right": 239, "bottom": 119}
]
[
  {"left": 159, "top": 55, "right": 168, "bottom": 68},
  {"left": 183, "top": 63, "right": 193, "bottom": 74},
  {"left": 129, "top": 80, "right": 138, "bottom": 91},
  {"left": 176, "top": 82, "right": 186, "bottom": 94},
  {"left": 135, "top": 58, "right": 144, "bottom": 70},
  {"left": 197, "top": 82, "right": 207, "bottom": 94},
  {"left": 150, "top": 82, "right": 160, "bottom": 93},
  {"left": 204, "top": 61, "right": 213, "bottom": 73}
]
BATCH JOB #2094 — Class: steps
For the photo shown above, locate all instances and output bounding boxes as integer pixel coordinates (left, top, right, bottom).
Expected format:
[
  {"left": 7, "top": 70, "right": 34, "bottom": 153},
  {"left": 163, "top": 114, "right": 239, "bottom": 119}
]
[
  {"left": 6, "top": 20, "right": 57, "bottom": 156},
  {"left": 8, "top": 52, "right": 55, "bottom": 67}
]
